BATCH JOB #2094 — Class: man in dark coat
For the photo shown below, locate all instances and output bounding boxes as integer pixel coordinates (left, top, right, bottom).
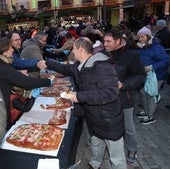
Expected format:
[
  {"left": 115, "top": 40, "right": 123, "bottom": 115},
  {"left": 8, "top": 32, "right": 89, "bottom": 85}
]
[
  {"left": 21, "top": 31, "right": 48, "bottom": 77},
  {"left": 155, "top": 19, "right": 170, "bottom": 49},
  {"left": 103, "top": 28, "right": 146, "bottom": 165},
  {"left": 43, "top": 37, "right": 127, "bottom": 169}
]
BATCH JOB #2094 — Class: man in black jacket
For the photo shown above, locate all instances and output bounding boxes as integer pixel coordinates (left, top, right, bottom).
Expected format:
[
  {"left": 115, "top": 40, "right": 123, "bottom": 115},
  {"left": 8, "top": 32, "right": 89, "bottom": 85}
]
[
  {"left": 103, "top": 28, "right": 146, "bottom": 165},
  {"left": 43, "top": 37, "right": 127, "bottom": 169},
  {"left": 155, "top": 19, "right": 170, "bottom": 49}
]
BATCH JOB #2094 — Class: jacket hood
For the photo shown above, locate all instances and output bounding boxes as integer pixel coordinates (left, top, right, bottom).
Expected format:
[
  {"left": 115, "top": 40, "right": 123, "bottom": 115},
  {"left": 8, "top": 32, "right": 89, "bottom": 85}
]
[
  {"left": 0, "top": 54, "right": 13, "bottom": 64},
  {"left": 84, "top": 52, "right": 109, "bottom": 68},
  {"left": 22, "top": 39, "right": 43, "bottom": 49},
  {"left": 22, "top": 39, "right": 35, "bottom": 49}
]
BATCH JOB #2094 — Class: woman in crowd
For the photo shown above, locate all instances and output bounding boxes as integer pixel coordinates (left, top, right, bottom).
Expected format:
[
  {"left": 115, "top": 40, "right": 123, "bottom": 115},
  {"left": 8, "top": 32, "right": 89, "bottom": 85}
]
[
  {"left": 0, "top": 37, "right": 52, "bottom": 129},
  {"left": 136, "top": 26, "right": 170, "bottom": 124}
]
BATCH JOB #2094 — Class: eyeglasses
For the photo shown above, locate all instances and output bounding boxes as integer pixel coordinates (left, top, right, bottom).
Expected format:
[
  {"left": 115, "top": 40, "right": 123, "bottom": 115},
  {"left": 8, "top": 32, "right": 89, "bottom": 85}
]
[{"left": 11, "top": 38, "right": 22, "bottom": 42}]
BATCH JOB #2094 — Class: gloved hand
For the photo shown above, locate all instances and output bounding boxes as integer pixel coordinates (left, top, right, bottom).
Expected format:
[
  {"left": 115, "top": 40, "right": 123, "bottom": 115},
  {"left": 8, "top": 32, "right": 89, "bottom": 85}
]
[
  {"left": 63, "top": 50, "right": 69, "bottom": 55},
  {"left": 31, "top": 88, "right": 42, "bottom": 98}
]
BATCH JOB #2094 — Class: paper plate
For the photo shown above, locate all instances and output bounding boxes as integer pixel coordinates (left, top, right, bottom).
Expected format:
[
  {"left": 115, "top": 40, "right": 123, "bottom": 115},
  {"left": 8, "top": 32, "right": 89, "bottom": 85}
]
[{"left": 60, "top": 92, "right": 70, "bottom": 99}]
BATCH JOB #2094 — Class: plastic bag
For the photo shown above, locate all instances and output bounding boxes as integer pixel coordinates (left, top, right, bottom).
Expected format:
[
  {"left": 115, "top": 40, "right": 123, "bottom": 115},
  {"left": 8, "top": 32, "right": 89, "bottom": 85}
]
[{"left": 144, "top": 69, "right": 158, "bottom": 96}]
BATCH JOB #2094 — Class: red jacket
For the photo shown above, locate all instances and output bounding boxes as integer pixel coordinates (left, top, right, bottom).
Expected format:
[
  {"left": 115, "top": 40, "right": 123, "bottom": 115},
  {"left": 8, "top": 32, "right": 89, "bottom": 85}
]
[
  {"left": 10, "top": 94, "right": 35, "bottom": 124},
  {"left": 10, "top": 93, "right": 25, "bottom": 124}
]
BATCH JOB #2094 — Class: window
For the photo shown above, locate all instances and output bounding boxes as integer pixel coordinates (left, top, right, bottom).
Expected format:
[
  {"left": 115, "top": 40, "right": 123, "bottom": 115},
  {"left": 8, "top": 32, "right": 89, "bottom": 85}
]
[
  {"left": 0, "top": 0, "right": 8, "bottom": 11},
  {"left": 61, "top": 0, "right": 73, "bottom": 5},
  {"left": 38, "top": 0, "right": 51, "bottom": 10}
]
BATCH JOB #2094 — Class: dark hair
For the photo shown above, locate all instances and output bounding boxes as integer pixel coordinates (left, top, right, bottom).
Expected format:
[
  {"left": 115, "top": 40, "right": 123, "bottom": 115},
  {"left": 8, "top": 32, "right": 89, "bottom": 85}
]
[
  {"left": 0, "top": 37, "right": 11, "bottom": 54},
  {"left": 85, "top": 33, "right": 96, "bottom": 44},
  {"left": 74, "top": 37, "right": 93, "bottom": 54},
  {"left": 105, "top": 28, "right": 122, "bottom": 40},
  {"left": 6, "top": 30, "right": 20, "bottom": 40}
]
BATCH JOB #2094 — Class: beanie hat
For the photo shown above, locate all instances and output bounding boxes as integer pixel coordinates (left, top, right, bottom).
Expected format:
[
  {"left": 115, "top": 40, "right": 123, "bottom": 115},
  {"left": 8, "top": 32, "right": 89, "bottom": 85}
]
[
  {"left": 137, "top": 27, "right": 152, "bottom": 37},
  {"left": 156, "top": 19, "right": 167, "bottom": 27}
]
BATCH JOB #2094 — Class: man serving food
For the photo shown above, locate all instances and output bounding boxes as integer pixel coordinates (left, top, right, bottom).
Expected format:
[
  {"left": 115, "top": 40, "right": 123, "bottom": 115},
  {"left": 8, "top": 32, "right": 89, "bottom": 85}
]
[{"left": 40, "top": 37, "right": 127, "bottom": 169}]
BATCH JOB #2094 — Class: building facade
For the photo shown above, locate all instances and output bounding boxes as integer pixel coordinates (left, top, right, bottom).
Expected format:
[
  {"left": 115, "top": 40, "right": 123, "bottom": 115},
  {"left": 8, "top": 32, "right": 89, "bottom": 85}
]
[{"left": 0, "top": 0, "right": 170, "bottom": 30}]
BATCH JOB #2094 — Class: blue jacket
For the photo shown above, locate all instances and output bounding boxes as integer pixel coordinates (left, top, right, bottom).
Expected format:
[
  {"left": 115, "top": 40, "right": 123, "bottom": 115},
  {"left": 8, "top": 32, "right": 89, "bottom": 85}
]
[
  {"left": 136, "top": 38, "right": 170, "bottom": 81},
  {"left": 12, "top": 48, "right": 39, "bottom": 70}
]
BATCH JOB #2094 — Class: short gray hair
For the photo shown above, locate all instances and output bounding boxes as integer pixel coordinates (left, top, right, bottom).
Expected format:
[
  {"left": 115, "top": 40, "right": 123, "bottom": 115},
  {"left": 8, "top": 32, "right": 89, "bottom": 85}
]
[
  {"left": 33, "top": 31, "right": 48, "bottom": 41},
  {"left": 74, "top": 37, "right": 93, "bottom": 54}
]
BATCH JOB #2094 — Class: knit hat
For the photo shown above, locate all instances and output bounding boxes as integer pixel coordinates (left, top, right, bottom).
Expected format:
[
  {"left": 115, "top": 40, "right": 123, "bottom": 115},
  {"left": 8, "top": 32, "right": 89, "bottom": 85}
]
[
  {"left": 156, "top": 19, "right": 167, "bottom": 27},
  {"left": 137, "top": 27, "right": 152, "bottom": 37}
]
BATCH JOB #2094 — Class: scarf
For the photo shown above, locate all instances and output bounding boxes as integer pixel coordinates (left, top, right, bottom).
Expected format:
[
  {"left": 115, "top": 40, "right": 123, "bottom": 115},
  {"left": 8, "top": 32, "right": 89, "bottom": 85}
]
[
  {"left": 137, "top": 37, "right": 153, "bottom": 48},
  {"left": 0, "top": 54, "right": 13, "bottom": 64}
]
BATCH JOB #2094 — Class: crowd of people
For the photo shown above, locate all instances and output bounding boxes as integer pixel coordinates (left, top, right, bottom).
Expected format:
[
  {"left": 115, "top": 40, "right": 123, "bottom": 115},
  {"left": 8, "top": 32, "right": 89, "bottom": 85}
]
[{"left": 0, "top": 15, "right": 170, "bottom": 169}]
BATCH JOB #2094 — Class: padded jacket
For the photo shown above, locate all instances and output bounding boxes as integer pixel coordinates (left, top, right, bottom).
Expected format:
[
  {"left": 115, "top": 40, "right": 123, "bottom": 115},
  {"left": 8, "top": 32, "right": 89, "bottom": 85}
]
[
  {"left": 103, "top": 45, "right": 146, "bottom": 109},
  {"left": 12, "top": 48, "right": 39, "bottom": 70},
  {"left": 46, "top": 52, "right": 124, "bottom": 141},
  {"left": 136, "top": 38, "right": 169, "bottom": 81}
]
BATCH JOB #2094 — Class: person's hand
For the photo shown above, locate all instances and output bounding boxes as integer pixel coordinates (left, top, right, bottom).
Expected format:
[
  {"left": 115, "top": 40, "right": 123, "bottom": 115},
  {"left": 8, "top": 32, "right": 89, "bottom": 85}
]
[
  {"left": 65, "top": 92, "right": 78, "bottom": 103},
  {"left": 63, "top": 50, "right": 70, "bottom": 55},
  {"left": 37, "top": 60, "right": 47, "bottom": 70},
  {"left": 118, "top": 81, "right": 123, "bottom": 89},
  {"left": 31, "top": 88, "right": 42, "bottom": 98},
  {"left": 95, "top": 29, "right": 104, "bottom": 37},
  {"left": 145, "top": 65, "right": 152, "bottom": 72}
]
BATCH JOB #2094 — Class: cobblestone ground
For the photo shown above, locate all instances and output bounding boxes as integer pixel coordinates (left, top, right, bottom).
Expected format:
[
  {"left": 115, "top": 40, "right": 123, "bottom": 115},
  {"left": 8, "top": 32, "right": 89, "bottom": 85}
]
[{"left": 76, "top": 84, "right": 170, "bottom": 169}]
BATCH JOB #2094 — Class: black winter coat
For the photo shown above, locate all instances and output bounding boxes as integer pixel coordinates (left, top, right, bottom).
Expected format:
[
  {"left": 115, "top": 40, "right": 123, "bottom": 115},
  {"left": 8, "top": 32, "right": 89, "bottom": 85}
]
[
  {"left": 0, "top": 59, "right": 51, "bottom": 129},
  {"left": 103, "top": 46, "right": 146, "bottom": 109},
  {"left": 46, "top": 54, "right": 124, "bottom": 141},
  {"left": 155, "top": 27, "right": 170, "bottom": 49}
]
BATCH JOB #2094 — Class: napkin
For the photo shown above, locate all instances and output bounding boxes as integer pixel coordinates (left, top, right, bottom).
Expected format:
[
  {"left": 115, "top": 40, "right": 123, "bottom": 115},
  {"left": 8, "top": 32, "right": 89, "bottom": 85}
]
[{"left": 37, "top": 158, "right": 59, "bottom": 169}]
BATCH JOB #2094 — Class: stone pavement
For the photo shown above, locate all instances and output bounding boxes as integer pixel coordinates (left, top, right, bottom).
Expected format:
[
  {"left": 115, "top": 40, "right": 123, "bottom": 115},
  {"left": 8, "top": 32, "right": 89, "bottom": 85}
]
[{"left": 75, "top": 84, "right": 170, "bottom": 169}]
